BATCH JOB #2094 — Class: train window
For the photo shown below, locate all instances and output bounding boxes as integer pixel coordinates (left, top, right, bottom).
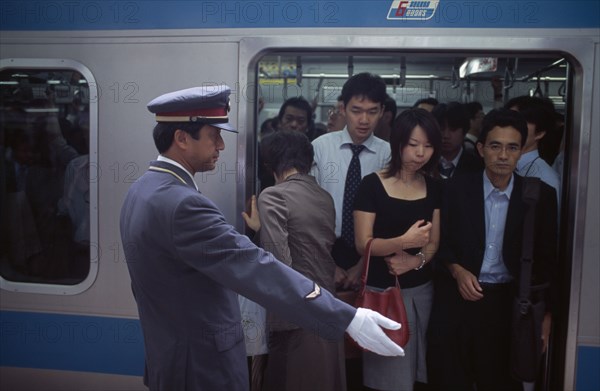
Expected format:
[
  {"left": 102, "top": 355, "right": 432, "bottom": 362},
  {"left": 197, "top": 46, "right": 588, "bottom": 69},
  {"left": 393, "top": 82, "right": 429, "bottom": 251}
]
[
  {"left": 0, "top": 59, "right": 98, "bottom": 294},
  {"left": 257, "top": 53, "right": 567, "bottom": 126}
]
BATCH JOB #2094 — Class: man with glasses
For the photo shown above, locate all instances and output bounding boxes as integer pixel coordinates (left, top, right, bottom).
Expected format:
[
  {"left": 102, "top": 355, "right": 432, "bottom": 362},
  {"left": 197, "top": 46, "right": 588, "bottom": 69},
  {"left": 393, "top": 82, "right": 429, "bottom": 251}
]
[{"left": 427, "top": 108, "right": 558, "bottom": 390}]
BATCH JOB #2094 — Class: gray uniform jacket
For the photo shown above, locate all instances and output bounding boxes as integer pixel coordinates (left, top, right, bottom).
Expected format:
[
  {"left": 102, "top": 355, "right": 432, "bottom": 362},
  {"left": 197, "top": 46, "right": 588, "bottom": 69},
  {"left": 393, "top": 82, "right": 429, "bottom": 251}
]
[{"left": 120, "top": 161, "right": 355, "bottom": 391}]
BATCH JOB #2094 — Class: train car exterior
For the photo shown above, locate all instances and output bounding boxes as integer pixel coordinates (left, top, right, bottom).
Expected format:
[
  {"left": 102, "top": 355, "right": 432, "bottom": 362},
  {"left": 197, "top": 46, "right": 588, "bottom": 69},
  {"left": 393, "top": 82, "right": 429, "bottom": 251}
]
[{"left": 1, "top": 1, "right": 598, "bottom": 390}]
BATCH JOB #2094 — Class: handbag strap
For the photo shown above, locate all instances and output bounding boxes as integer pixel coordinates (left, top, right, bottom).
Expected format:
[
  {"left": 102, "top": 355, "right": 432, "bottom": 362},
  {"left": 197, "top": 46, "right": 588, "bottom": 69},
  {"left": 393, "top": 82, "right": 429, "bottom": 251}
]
[
  {"left": 359, "top": 238, "right": 400, "bottom": 295},
  {"left": 518, "top": 177, "right": 541, "bottom": 311}
]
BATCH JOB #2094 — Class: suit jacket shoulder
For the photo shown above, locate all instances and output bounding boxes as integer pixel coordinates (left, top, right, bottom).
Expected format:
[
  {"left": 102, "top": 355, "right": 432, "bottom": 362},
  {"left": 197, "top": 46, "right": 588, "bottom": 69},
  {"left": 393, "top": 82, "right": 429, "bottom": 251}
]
[{"left": 456, "top": 151, "right": 484, "bottom": 176}]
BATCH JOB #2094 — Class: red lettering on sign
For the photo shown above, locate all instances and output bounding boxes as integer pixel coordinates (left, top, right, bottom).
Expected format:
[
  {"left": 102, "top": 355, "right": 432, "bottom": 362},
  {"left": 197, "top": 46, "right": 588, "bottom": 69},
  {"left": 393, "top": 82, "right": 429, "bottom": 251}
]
[{"left": 395, "top": 1, "right": 409, "bottom": 17}]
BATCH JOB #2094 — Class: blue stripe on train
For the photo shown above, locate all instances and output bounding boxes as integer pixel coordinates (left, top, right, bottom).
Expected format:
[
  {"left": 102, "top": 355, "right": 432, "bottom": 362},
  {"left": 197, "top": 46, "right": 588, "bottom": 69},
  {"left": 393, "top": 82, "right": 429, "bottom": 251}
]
[
  {"left": 0, "top": 1, "right": 599, "bottom": 30},
  {"left": 1, "top": 309, "right": 598, "bottom": 387},
  {"left": 0, "top": 310, "right": 144, "bottom": 376},
  {"left": 577, "top": 345, "right": 600, "bottom": 391}
]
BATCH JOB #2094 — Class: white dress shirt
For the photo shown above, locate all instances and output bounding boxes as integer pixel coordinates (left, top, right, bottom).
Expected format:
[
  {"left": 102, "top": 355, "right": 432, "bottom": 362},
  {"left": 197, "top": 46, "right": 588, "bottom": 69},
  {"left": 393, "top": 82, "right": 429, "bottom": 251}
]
[{"left": 310, "top": 129, "right": 390, "bottom": 237}]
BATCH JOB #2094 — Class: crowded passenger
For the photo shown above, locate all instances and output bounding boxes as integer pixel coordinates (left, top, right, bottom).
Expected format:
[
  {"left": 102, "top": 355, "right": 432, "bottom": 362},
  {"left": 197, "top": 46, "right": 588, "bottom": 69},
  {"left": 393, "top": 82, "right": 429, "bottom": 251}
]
[
  {"left": 427, "top": 108, "right": 558, "bottom": 391},
  {"left": 259, "top": 97, "right": 323, "bottom": 190},
  {"left": 257, "top": 130, "right": 345, "bottom": 391},
  {"left": 327, "top": 96, "right": 347, "bottom": 132},
  {"left": 374, "top": 95, "right": 398, "bottom": 142},
  {"left": 412, "top": 97, "right": 439, "bottom": 112},
  {"left": 432, "top": 102, "right": 483, "bottom": 179},
  {"left": 277, "top": 96, "right": 324, "bottom": 141},
  {"left": 311, "top": 72, "right": 391, "bottom": 291},
  {"left": 518, "top": 105, "right": 561, "bottom": 203},
  {"left": 354, "top": 108, "right": 442, "bottom": 391},
  {"left": 505, "top": 95, "right": 563, "bottom": 166},
  {"left": 463, "top": 101, "right": 485, "bottom": 155}
]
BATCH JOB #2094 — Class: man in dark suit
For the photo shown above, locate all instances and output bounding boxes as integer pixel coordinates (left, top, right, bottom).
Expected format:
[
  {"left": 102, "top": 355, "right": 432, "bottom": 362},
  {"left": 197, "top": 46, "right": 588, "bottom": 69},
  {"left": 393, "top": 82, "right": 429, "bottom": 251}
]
[
  {"left": 427, "top": 108, "right": 558, "bottom": 390},
  {"left": 432, "top": 102, "right": 483, "bottom": 178},
  {"left": 119, "top": 85, "right": 404, "bottom": 391}
]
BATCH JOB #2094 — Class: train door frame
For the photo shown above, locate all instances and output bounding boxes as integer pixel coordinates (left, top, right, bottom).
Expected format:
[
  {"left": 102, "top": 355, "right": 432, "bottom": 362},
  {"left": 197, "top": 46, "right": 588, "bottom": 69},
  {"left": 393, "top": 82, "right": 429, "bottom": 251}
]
[{"left": 238, "top": 32, "right": 597, "bottom": 390}]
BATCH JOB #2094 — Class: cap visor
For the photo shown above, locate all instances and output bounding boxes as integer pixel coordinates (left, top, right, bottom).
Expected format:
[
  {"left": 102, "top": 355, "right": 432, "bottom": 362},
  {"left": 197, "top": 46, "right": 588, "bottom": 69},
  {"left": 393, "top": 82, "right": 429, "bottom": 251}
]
[{"left": 213, "top": 122, "right": 237, "bottom": 133}]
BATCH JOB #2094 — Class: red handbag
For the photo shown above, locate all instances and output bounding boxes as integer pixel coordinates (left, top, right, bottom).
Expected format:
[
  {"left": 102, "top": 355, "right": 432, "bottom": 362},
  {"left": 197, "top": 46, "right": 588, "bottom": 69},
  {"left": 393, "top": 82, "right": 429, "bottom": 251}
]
[{"left": 354, "top": 238, "right": 410, "bottom": 348}]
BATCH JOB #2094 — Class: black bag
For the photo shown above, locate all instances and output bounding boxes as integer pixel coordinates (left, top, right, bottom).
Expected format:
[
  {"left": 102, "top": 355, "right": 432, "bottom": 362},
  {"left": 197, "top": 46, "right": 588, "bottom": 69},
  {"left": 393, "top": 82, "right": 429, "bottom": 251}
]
[{"left": 509, "top": 177, "right": 547, "bottom": 382}]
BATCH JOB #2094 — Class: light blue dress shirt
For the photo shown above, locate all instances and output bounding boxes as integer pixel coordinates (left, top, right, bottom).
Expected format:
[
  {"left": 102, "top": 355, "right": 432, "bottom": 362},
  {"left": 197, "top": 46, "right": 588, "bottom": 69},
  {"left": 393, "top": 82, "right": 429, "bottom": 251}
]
[
  {"left": 479, "top": 171, "right": 514, "bottom": 283},
  {"left": 517, "top": 149, "right": 561, "bottom": 206}
]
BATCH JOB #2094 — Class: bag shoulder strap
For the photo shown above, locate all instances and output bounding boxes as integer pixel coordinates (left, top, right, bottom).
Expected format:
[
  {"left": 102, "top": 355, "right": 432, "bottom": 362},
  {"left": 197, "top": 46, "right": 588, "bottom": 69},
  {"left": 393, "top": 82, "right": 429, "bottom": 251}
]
[
  {"left": 519, "top": 177, "right": 541, "bottom": 305},
  {"left": 359, "top": 238, "right": 399, "bottom": 295},
  {"left": 359, "top": 238, "right": 374, "bottom": 294}
]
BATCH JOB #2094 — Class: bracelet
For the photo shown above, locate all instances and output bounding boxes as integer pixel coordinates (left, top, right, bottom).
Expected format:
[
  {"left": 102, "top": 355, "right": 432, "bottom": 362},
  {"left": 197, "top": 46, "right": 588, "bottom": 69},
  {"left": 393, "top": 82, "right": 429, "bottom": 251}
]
[{"left": 414, "top": 251, "right": 427, "bottom": 270}]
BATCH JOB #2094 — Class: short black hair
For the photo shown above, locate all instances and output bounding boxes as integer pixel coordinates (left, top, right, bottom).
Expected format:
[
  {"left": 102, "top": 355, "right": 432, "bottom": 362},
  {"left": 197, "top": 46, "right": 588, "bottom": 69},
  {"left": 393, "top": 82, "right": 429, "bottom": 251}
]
[
  {"left": 412, "top": 97, "right": 439, "bottom": 108},
  {"left": 260, "top": 130, "right": 314, "bottom": 177},
  {"left": 504, "top": 95, "right": 555, "bottom": 113},
  {"left": 384, "top": 108, "right": 441, "bottom": 178},
  {"left": 464, "top": 101, "right": 483, "bottom": 119},
  {"left": 153, "top": 122, "right": 203, "bottom": 153},
  {"left": 383, "top": 95, "right": 398, "bottom": 126},
  {"left": 521, "top": 105, "right": 556, "bottom": 135},
  {"left": 432, "top": 102, "right": 470, "bottom": 135},
  {"left": 340, "top": 73, "right": 387, "bottom": 106},
  {"left": 260, "top": 117, "right": 278, "bottom": 137},
  {"left": 478, "top": 108, "right": 528, "bottom": 147},
  {"left": 277, "top": 97, "right": 313, "bottom": 123}
]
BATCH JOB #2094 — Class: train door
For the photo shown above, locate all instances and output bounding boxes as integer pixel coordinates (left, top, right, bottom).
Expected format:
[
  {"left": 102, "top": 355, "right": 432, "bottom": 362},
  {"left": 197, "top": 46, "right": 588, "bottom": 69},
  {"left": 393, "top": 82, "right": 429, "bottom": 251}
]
[{"left": 238, "top": 36, "right": 596, "bottom": 390}]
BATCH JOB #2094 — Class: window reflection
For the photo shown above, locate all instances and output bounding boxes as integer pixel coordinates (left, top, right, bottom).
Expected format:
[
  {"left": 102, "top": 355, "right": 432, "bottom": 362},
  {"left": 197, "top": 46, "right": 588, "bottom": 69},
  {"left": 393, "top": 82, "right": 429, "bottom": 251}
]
[{"left": 0, "top": 69, "right": 90, "bottom": 284}]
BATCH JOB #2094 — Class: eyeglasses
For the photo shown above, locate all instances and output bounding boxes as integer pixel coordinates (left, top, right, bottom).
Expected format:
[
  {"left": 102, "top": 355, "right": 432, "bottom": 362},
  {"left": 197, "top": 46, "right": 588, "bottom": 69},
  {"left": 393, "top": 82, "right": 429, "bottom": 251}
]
[{"left": 484, "top": 143, "right": 521, "bottom": 154}]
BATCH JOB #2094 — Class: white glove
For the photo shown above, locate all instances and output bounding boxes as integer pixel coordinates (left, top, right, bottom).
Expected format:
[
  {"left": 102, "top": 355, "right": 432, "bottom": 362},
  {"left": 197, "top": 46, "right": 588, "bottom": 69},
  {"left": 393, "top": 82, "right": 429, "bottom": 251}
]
[{"left": 346, "top": 308, "right": 405, "bottom": 356}]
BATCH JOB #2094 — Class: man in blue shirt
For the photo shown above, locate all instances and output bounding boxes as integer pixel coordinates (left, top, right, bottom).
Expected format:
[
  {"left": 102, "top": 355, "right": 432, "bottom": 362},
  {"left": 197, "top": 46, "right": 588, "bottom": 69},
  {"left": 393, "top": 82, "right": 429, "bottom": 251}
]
[
  {"left": 517, "top": 105, "right": 561, "bottom": 205},
  {"left": 427, "top": 109, "right": 558, "bottom": 390}
]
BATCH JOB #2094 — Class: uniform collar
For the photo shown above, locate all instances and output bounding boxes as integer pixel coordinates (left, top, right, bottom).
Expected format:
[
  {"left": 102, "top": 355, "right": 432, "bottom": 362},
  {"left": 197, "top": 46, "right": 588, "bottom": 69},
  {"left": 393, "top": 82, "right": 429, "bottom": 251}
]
[{"left": 155, "top": 155, "right": 198, "bottom": 190}]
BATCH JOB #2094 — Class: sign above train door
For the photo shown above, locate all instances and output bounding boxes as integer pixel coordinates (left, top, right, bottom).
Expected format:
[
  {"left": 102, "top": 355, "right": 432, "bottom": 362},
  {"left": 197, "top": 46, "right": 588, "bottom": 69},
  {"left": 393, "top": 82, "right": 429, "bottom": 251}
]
[
  {"left": 387, "top": 1, "right": 440, "bottom": 20},
  {"left": 0, "top": 1, "right": 598, "bottom": 30}
]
